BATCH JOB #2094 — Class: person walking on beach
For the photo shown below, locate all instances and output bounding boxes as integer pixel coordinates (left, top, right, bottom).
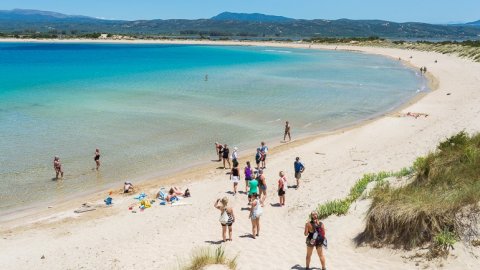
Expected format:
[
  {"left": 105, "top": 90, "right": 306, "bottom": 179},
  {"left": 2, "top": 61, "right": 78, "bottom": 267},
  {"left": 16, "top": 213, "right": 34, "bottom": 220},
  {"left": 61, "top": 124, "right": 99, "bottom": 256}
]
[
  {"left": 248, "top": 172, "right": 259, "bottom": 205},
  {"left": 232, "top": 146, "right": 239, "bottom": 168},
  {"left": 277, "top": 171, "right": 287, "bottom": 206},
  {"left": 230, "top": 164, "right": 240, "bottom": 195},
  {"left": 53, "top": 156, "right": 64, "bottom": 179},
  {"left": 249, "top": 193, "right": 262, "bottom": 239},
  {"left": 215, "top": 142, "right": 223, "bottom": 162},
  {"left": 244, "top": 161, "right": 253, "bottom": 193},
  {"left": 304, "top": 211, "right": 327, "bottom": 270},
  {"left": 214, "top": 197, "right": 235, "bottom": 242},
  {"left": 284, "top": 121, "right": 291, "bottom": 142},
  {"left": 258, "top": 169, "right": 267, "bottom": 205},
  {"left": 94, "top": 148, "right": 101, "bottom": 170},
  {"left": 222, "top": 144, "right": 231, "bottom": 169},
  {"left": 260, "top": 141, "right": 268, "bottom": 169},
  {"left": 255, "top": 148, "right": 262, "bottom": 169},
  {"left": 294, "top": 157, "right": 305, "bottom": 189}
]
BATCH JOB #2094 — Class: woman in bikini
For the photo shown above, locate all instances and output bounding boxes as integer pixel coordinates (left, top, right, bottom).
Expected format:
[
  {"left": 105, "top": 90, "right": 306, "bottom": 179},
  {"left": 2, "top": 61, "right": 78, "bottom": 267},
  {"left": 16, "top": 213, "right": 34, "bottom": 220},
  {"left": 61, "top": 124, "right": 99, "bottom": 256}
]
[
  {"left": 304, "top": 211, "right": 327, "bottom": 270},
  {"left": 214, "top": 197, "right": 235, "bottom": 242}
]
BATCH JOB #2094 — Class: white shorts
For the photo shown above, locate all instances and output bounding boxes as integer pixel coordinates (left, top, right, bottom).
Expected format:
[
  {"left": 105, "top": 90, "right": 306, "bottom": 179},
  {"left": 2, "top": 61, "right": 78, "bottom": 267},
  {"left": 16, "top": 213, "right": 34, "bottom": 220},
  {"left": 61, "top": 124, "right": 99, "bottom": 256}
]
[{"left": 232, "top": 176, "right": 240, "bottom": 183}]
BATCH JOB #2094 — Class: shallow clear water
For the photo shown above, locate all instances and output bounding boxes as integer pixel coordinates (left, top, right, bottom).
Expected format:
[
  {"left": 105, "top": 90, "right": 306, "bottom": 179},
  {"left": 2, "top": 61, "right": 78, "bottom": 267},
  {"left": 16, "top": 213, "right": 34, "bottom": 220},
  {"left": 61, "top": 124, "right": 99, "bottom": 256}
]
[{"left": 0, "top": 43, "right": 426, "bottom": 212}]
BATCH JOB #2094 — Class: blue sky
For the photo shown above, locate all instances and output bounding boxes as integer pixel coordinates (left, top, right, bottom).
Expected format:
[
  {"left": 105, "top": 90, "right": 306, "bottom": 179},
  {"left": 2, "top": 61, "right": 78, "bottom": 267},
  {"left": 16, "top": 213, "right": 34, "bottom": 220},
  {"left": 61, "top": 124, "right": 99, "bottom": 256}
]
[{"left": 1, "top": 0, "right": 478, "bottom": 23}]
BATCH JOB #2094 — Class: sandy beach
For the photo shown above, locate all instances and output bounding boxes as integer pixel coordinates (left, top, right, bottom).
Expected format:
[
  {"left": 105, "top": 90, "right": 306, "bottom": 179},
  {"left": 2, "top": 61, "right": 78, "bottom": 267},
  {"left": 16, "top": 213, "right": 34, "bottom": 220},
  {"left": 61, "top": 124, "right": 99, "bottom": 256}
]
[{"left": 1, "top": 40, "right": 479, "bottom": 269}]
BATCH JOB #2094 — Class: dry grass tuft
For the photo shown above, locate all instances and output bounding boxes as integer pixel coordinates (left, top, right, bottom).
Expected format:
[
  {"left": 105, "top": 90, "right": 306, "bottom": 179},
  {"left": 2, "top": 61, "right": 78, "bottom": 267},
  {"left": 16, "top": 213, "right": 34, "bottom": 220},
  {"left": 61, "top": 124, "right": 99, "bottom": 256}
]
[{"left": 181, "top": 246, "right": 237, "bottom": 270}]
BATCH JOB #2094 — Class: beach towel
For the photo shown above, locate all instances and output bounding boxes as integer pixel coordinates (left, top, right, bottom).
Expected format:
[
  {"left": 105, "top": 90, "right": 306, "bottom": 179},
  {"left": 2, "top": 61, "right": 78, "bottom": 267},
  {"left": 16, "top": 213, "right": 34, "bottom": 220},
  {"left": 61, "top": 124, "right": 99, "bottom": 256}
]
[{"left": 134, "top": 192, "right": 147, "bottom": 200}]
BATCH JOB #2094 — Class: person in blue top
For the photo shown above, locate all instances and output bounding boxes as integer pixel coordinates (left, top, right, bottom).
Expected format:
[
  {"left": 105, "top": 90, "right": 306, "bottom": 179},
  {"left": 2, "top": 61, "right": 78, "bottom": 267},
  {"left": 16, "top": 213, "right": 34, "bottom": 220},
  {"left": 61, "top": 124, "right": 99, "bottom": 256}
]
[
  {"left": 294, "top": 157, "right": 305, "bottom": 189},
  {"left": 260, "top": 141, "right": 268, "bottom": 169}
]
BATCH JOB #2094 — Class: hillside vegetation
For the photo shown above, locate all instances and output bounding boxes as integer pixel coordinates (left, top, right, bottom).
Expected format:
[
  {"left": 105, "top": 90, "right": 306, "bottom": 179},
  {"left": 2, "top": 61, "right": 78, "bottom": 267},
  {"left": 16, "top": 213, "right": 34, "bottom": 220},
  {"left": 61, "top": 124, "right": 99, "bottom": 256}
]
[{"left": 356, "top": 132, "right": 480, "bottom": 255}]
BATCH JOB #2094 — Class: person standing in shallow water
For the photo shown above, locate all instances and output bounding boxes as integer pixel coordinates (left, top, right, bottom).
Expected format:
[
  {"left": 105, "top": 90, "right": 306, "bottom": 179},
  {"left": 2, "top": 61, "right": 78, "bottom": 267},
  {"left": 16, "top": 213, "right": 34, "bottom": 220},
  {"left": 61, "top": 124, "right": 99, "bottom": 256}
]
[
  {"left": 94, "top": 148, "right": 100, "bottom": 170},
  {"left": 284, "top": 121, "right": 291, "bottom": 142},
  {"left": 53, "top": 156, "right": 64, "bottom": 179}
]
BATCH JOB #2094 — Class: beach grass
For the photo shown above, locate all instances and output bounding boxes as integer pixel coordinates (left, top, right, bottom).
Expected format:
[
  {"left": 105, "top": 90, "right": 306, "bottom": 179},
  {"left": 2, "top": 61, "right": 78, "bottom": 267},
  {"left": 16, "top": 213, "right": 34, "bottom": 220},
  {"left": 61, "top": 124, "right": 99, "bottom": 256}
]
[
  {"left": 356, "top": 131, "right": 480, "bottom": 251},
  {"left": 316, "top": 168, "right": 413, "bottom": 219},
  {"left": 181, "top": 246, "right": 237, "bottom": 270}
]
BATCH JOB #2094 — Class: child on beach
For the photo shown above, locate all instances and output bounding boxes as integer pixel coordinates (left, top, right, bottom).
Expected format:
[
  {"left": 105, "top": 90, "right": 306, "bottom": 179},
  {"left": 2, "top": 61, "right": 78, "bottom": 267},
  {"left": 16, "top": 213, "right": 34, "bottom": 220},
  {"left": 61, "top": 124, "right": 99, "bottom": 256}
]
[
  {"left": 277, "top": 171, "right": 287, "bottom": 206},
  {"left": 214, "top": 197, "right": 235, "bottom": 242},
  {"left": 244, "top": 161, "right": 253, "bottom": 193},
  {"left": 230, "top": 165, "right": 240, "bottom": 195}
]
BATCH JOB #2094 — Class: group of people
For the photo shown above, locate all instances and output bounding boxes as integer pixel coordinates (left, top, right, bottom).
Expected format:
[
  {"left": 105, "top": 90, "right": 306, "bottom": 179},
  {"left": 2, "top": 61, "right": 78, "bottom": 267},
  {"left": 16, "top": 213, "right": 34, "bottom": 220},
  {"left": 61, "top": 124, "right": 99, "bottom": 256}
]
[
  {"left": 420, "top": 66, "right": 427, "bottom": 75},
  {"left": 52, "top": 148, "right": 101, "bottom": 180}
]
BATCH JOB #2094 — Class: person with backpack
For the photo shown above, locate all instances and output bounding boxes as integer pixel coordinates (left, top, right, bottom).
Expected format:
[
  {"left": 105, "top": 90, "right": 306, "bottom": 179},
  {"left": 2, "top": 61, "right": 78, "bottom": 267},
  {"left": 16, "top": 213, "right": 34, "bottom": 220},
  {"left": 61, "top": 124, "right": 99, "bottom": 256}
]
[
  {"left": 244, "top": 161, "right": 253, "bottom": 193},
  {"left": 214, "top": 197, "right": 235, "bottom": 242},
  {"left": 304, "top": 211, "right": 327, "bottom": 270},
  {"left": 294, "top": 157, "right": 305, "bottom": 189}
]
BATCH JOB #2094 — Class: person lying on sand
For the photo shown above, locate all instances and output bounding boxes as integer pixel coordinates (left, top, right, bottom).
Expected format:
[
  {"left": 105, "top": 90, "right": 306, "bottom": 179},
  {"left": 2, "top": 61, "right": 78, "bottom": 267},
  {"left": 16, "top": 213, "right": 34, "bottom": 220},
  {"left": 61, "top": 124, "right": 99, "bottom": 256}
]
[
  {"left": 158, "top": 187, "right": 190, "bottom": 202},
  {"left": 395, "top": 112, "right": 429, "bottom": 119},
  {"left": 124, "top": 181, "right": 134, "bottom": 193},
  {"left": 406, "top": 112, "right": 429, "bottom": 119}
]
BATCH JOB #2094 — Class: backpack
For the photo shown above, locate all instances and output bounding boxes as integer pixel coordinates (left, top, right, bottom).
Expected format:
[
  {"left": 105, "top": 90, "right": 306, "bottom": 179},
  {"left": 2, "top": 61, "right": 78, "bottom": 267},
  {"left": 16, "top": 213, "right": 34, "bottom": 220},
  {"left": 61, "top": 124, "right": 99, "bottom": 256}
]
[{"left": 219, "top": 209, "right": 229, "bottom": 224}]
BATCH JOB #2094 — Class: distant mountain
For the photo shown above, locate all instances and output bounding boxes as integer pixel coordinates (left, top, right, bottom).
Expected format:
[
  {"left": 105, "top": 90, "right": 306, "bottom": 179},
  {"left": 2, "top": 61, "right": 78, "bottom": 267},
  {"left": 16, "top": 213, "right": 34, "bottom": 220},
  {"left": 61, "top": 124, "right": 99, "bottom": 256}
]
[
  {"left": 211, "top": 12, "right": 295, "bottom": 23},
  {"left": 467, "top": 20, "right": 480, "bottom": 26},
  {"left": 0, "top": 9, "right": 479, "bottom": 40},
  {"left": 0, "top": 9, "right": 98, "bottom": 22}
]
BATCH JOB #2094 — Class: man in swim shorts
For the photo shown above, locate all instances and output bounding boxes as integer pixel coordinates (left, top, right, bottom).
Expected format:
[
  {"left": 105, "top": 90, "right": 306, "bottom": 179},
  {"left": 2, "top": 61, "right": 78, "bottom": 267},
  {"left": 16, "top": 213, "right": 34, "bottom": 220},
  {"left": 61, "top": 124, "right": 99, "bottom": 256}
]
[
  {"left": 284, "top": 121, "right": 291, "bottom": 142},
  {"left": 294, "top": 157, "right": 305, "bottom": 189}
]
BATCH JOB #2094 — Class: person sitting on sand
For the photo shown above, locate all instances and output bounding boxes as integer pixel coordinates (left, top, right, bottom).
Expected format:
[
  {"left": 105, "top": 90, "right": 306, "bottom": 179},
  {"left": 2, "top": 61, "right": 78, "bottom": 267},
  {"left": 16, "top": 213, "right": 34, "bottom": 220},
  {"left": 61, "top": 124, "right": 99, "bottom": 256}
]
[
  {"left": 249, "top": 193, "right": 262, "bottom": 239},
  {"left": 406, "top": 112, "right": 429, "bottom": 119},
  {"left": 305, "top": 211, "right": 327, "bottom": 270},
  {"left": 214, "top": 197, "right": 235, "bottom": 242},
  {"left": 53, "top": 156, "right": 64, "bottom": 179},
  {"left": 124, "top": 181, "right": 134, "bottom": 193}
]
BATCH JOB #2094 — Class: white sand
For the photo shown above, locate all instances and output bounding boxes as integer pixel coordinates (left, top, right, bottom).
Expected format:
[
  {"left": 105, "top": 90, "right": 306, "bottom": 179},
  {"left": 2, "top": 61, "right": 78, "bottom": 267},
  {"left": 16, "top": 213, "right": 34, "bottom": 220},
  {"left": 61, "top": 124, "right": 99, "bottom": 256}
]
[{"left": 1, "top": 41, "right": 480, "bottom": 269}]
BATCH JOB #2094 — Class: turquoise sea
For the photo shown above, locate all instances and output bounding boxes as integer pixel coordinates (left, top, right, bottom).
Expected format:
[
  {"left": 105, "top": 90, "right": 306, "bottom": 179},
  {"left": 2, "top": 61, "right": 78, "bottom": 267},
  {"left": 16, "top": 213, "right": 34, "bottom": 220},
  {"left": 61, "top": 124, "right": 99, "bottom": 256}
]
[{"left": 0, "top": 43, "right": 426, "bottom": 214}]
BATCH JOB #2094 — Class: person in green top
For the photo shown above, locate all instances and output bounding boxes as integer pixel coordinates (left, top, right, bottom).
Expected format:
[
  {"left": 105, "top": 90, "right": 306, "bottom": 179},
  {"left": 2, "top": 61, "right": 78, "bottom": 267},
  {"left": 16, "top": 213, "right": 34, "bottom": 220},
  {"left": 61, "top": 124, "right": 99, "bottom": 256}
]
[{"left": 248, "top": 175, "right": 259, "bottom": 205}]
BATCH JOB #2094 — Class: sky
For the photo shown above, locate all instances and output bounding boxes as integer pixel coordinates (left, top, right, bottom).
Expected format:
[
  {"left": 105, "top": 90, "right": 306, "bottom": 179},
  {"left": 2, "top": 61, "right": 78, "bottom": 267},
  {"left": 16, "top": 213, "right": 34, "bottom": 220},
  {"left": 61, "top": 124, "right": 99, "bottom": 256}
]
[{"left": 0, "top": 0, "right": 478, "bottom": 24}]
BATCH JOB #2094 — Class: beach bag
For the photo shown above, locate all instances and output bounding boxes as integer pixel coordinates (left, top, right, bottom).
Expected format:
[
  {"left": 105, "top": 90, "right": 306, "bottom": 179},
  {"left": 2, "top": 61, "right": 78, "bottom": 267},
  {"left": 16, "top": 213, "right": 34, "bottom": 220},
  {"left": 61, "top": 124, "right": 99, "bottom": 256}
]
[
  {"left": 219, "top": 209, "right": 229, "bottom": 224},
  {"left": 254, "top": 202, "right": 263, "bottom": 217}
]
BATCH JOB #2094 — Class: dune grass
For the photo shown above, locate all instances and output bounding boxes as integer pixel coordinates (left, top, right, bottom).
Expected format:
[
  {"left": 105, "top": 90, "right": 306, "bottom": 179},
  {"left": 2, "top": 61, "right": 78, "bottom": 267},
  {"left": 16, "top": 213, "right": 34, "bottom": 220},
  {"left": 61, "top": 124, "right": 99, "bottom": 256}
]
[
  {"left": 356, "top": 131, "right": 480, "bottom": 251},
  {"left": 181, "top": 246, "right": 237, "bottom": 270},
  {"left": 316, "top": 169, "right": 413, "bottom": 219}
]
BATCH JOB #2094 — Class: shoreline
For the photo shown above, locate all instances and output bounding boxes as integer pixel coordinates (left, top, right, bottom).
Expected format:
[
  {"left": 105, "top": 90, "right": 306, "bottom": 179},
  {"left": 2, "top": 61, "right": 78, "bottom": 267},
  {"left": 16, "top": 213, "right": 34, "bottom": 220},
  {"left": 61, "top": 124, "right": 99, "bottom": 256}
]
[
  {"left": 1, "top": 40, "right": 479, "bottom": 269},
  {"left": 0, "top": 40, "right": 433, "bottom": 226}
]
